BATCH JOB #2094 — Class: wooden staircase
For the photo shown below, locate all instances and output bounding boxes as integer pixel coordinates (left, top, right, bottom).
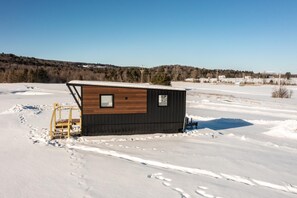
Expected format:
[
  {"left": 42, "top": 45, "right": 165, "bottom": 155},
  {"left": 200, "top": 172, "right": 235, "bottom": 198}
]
[{"left": 49, "top": 103, "right": 81, "bottom": 139}]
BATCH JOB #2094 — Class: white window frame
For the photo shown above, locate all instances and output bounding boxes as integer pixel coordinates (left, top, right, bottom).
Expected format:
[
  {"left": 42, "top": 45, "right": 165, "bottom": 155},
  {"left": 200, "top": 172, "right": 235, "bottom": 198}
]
[
  {"left": 100, "top": 94, "right": 114, "bottom": 108},
  {"left": 158, "top": 94, "right": 168, "bottom": 107}
]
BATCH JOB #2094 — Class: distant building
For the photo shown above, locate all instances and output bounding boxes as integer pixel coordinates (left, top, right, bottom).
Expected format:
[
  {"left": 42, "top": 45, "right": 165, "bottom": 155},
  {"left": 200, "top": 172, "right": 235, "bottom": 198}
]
[
  {"left": 218, "top": 75, "right": 226, "bottom": 80},
  {"left": 185, "top": 78, "right": 199, "bottom": 82}
]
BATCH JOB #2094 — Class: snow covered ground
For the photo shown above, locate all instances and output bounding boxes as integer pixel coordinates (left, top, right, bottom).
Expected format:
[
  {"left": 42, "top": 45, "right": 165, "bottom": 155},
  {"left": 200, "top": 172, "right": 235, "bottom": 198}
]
[{"left": 0, "top": 82, "right": 297, "bottom": 198}]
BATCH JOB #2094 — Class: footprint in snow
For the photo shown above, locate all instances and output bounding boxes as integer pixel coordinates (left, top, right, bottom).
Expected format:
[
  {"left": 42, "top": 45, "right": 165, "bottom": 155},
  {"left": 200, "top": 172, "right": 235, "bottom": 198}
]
[
  {"left": 70, "top": 155, "right": 76, "bottom": 160},
  {"left": 173, "top": 188, "right": 190, "bottom": 198},
  {"left": 148, "top": 173, "right": 190, "bottom": 198},
  {"left": 195, "top": 186, "right": 223, "bottom": 198},
  {"left": 78, "top": 181, "right": 86, "bottom": 186}
]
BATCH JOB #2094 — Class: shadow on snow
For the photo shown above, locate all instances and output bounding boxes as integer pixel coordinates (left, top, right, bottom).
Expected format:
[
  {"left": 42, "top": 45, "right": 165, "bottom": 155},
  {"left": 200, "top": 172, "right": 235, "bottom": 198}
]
[{"left": 196, "top": 118, "right": 253, "bottom": 131}]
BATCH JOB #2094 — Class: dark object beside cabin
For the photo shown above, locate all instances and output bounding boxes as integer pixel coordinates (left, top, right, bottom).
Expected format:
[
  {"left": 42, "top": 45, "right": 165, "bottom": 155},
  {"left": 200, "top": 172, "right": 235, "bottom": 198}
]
[
  {"left": 67, "top": 81, "right": 186, "bottom": 136},
  {"left": 185, "top": 117, "right": 198, "bottom": 129}
]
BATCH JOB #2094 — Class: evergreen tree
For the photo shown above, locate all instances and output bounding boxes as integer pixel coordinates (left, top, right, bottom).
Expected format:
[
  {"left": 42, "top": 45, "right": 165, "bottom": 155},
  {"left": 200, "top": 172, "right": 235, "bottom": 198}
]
[{"left": 151, "top": 72, "right": 171, "bottom": 86}]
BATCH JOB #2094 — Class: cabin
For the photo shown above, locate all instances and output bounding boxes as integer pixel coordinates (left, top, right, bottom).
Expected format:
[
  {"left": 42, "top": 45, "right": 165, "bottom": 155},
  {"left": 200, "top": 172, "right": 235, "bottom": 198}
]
[{"left": 65, "top": 80, "right": 186, "bottom": 136}]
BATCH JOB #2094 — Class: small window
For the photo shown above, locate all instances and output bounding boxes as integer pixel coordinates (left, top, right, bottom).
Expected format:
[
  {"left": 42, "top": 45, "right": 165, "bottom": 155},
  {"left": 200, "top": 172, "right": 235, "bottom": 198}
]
[
  {"left": 158, "top": 95, "right": 168, "bottom": 107},
  {"left": 100, "top": 94, "right": 114, "bottom": 108}
]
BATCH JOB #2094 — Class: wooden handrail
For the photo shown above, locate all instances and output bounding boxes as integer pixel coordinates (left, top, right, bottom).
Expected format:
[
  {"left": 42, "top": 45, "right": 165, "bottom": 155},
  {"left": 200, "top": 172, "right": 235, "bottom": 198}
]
[
  {"left": 49, "top": 104, "right": 57, "bottom": 139},
  {"left": 49, "top": 103, "right": 81, "bottom": 139}
]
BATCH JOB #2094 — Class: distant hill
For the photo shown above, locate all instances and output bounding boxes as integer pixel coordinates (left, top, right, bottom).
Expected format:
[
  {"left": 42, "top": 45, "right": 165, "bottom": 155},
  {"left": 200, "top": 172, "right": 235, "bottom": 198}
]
[
  {"left": 0, "top": 53, "right": 118, "bottom": 68},
  {"left": 0, "top": 53, "right": 294, "bottom": 84}
]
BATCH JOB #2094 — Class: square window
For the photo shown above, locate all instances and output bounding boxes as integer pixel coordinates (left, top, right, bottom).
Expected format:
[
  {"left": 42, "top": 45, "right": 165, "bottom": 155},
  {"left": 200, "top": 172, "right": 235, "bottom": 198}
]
[
  {"left": 100, "top": 94, "right": 114, "bottom": 108},
  {"left": 158, "top": 95, "right": 168, "bottom": 107}
]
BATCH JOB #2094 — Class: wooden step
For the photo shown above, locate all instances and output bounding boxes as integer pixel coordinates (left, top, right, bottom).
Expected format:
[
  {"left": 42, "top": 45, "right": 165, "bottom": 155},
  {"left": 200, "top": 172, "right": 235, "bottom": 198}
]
[
  {"left": 57, "top": 119, "right": 80, "bottom": 124},
  {"left": 52, "top": 129, "right": 81, "bottom": 136},
  {"left": 55, "top": 123, "right": 80, "bottom": 128},
  {"left": 52, "top": 132, "right": 81, "bottom": 139}
]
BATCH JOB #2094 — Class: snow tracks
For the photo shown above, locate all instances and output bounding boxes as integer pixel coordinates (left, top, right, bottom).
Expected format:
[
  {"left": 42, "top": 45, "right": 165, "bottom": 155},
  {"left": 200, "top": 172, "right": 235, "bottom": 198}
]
[{"left": 67, "top": 144, "right": 297, "bottom": 196}]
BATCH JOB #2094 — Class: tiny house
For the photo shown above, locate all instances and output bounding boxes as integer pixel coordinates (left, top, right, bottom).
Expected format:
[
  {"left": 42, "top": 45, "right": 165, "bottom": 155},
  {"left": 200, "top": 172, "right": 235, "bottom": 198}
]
[{"left": 67, "top": 80, "right": 186, "bottom": 136}]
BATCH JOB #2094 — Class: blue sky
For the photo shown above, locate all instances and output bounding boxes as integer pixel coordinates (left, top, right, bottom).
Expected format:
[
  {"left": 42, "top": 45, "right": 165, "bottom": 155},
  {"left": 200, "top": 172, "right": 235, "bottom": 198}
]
[{"left": 1, "top": 0, "right": 297, "bottom": 73}]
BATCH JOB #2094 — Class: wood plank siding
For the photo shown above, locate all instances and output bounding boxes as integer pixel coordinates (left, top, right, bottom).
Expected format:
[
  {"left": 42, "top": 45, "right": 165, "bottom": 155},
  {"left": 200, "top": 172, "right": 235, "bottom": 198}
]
[{"left": 82, "top": 86, "right": 147, "bottom": 115}]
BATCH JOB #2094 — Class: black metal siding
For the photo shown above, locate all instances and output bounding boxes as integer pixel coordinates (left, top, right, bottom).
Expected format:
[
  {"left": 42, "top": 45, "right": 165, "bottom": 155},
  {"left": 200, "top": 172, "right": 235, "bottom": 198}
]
[{"left": 82, "top": 88, "right": 186, "bottom": 135}]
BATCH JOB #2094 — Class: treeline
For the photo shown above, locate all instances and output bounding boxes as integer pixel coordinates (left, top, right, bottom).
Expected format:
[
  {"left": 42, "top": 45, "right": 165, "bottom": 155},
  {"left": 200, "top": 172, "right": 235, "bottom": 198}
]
[{"left": 0, "top": 53, "right": 294, "bottom": 84}]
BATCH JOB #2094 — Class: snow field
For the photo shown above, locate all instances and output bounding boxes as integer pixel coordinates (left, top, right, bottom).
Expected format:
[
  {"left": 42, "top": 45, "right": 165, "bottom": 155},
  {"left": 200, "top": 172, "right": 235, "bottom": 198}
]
[{"left": 1, "top": 83, "right": 297, "bottom": 197}]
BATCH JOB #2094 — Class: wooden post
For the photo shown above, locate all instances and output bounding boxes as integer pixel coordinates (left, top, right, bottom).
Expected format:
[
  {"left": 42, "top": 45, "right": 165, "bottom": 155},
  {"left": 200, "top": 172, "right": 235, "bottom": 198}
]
[
  {"left": 53, "top": 103, "right": 58, "bottom": 135},
  {"left": 67, "top": 108, "right": 72, "bottom": 138},
  {"left": 58, "top": 106, "right": 61, "bottom": 120}
]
